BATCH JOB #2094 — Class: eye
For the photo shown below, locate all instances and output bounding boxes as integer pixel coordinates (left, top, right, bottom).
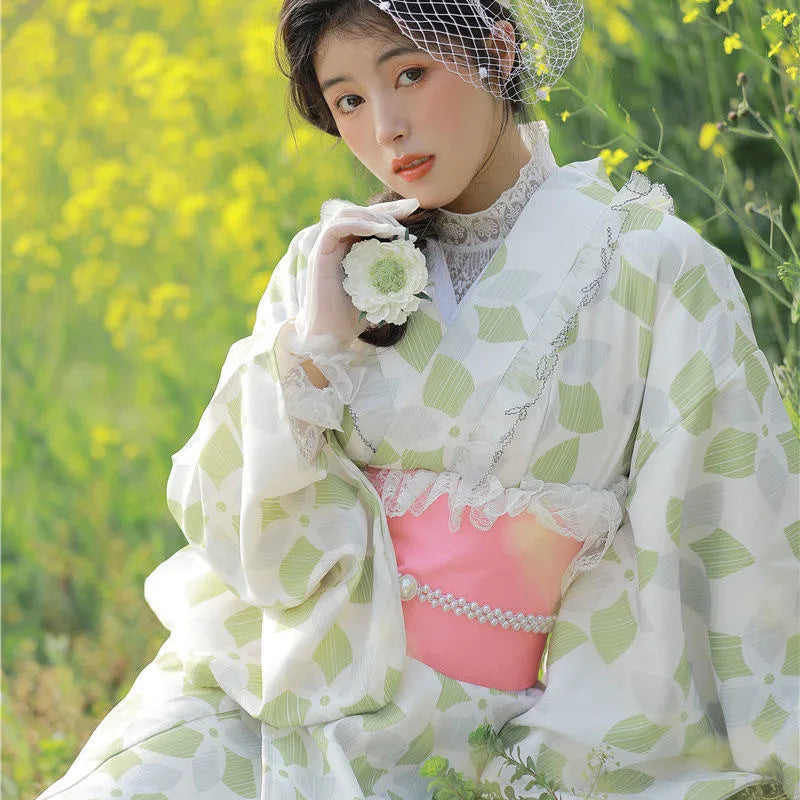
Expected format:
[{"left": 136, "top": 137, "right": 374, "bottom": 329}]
[
  {"left": 334, "top": 66, "right": 427, "bottom": 115},
  {"left": 398, "top": 66, "right": 426, "bottom": 85},
  {"left": 335, "top": 94, "right": 362, "bottom": 114}
]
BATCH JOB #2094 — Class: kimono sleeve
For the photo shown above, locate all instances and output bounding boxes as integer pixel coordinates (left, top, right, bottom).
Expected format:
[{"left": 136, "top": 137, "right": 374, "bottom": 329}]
[
  {"left": 164, "top": 223, "right": 368, "bottom": 607},
  {"left": 626, "top": 215, "right": 800, "bottom": 798}
]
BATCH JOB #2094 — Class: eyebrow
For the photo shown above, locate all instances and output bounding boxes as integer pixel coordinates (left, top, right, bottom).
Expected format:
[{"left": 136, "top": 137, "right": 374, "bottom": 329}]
[{"left": 319, "top": 46, "right": 423, "bottom": 93}]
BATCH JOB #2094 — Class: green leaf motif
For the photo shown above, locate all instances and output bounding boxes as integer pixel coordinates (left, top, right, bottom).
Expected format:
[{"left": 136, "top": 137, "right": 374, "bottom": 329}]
[
  {"left": 690, "top": 528, "right": 755, "bottom": 579},
  {"left": 743, "top": 353, "right": 770, "bottom": 410},
  {"left": 199, "top": 423, "right": 243, "bottom": 489},
  {"left": 273, "top": 731, "right": 308, "bottom": 768},
  {"left": 703, "top": 428, "right": 758, "bottom": 478},
  {"left": 530, "top": 437, "right": 579, "bottom": 483},
  {"left": 591, "top": 592, "right": 638, "bottom": 664},
  {"left": 371, "top": 440, "right": 400, "bottom": 467},
  {"left": 397, "top": 723, "right": 435, "bottom": 765},
  {"left": 422, "top": 355, "right": 475, "bottom": 417},
  {"left": 261, "top": 690, "right": 311, "bottom": 727},
  {"left": 666, "top": 497, "right": 683, "bottom": 546},
  {"left": 222, "top": 746, "right": 257, "bottom": 798},
  {"left": 558, "top": 380, "right": 604, "bottom": 434},
  {"left": 785, "top": 520, "right": 800, "bottom": 560},
  {"left": 636, "top": 548, "right": 659, "bottom": 589},
  {"left": 610, "top": 255, "right": 657, "bottom": 325},
  {"left": 400, "top": 446, "right": 446, "bottom": 471},
  {"left": 674, "top": 649, "right": 691, "bottom": 698},
  {"left": 394, "top": 311, "right": 442, "bottom": 373},
  {"left": 578, "top": 181, "right": 617, "bottom": 205},
  {"left": 536, "top": 743, "right": 567, "bottom": 785},
  {"left": 436, "top": 673, "right": 472, "bottom": 711},
  {"left": 139, "top": 726, "right": 203, "bottom": 758},
  {"left": 474, "top": 305, "right": 528, "bottom": 343},
  {"left": 596, "top": 768, "right": 655, "bottom": 794},
  {"left": 98, "top": 750, "right": 142, "bottom": 780},
  {"left": 683, "top": 779, "right": 737, "bottom": 800},
  {"left": 672, "top": 264, "right": 720, "bottom": 321},
  {"left": 638, "top": 325, "right": 652, "bottom": 378},
  {"left": 246, "top": 663, "right": 261, "bottom": 698},
  {"left": 546, "top": 620, "right": 589, "bottom": 664},
  {"left": 312, "top": 623, "right": 353, "bottom": 684},
  {"left": 621, "top": 203, "right": 663, "bottom": 233},
  {"left": 752, "top": 695, "right": 789, "bottom": 742},
  {"left": 782, "top": 633, "right": 800, "bottom": 676},
  {"left": 681, "top": 714, "right": 715, "bottom": 755},
  {"left": 732, "top": 323, "right": 757, "bottom": 365},
  {"left": 347, "top": 555, "right": 373, "bottom": 604},
  {"left": 260, "top": 498, "right": 288, "bottom": 528},
  {"left": 778, "top": 431, "right": 800, "bottom": 474},
  {"left": 480, "top": 241, "right": 507, "bottom": 281},
  {"left": 349, "top": 755, "right": 387, "bottom": 796},
  {"left": 223, "top": 606, "right": 262, "bottom": 647},
  {"left": 669, "top": 351, "right": 715, "bottom": 435},
  {"left": 279, "top": 536, "right": 323, "bottom": 599},
  {"left": 602, "top": 714, "right": 669, "bottom": 753},
  {"left": 314, "top": 473, "right": 358, "bottom": 508},
  {"left": 708, "top": 632, "right": 753, "bottom": 681},
  {"left": 362, "top": 701, "right": 405, "bottom": 732}
]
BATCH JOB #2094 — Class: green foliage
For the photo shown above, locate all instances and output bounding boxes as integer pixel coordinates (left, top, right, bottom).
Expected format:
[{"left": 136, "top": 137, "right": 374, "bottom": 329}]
[{"left": 3, "top": 0, "right": 798, "bottom": 796}]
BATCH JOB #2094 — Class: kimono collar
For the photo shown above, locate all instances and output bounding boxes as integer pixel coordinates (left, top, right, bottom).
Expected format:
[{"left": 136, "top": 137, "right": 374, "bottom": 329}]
[{"left": 430, "top": 119, "right": 559, "bottom": 250}]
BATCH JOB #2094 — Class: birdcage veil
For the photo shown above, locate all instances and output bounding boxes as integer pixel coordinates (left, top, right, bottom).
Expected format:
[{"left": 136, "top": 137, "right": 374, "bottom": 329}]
[{"left": 364, "top": 0, "right": 584, "bottom": 106}]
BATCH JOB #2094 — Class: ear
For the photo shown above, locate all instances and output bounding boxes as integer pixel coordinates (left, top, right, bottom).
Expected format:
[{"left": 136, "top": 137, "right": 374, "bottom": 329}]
[{"left": 486, "top": 19, "right": 517, "bottom": 81}]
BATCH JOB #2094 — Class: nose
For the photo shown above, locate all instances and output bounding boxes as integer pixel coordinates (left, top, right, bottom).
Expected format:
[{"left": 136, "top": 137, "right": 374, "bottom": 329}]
[{"left": 373, "top": 98, "right": 408, "bottom": 147}]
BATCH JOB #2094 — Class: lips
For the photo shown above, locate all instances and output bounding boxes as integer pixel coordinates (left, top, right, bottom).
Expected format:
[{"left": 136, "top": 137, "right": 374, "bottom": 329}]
[{"left": 393, "top": 154, "right": 434, "bottom": 173}]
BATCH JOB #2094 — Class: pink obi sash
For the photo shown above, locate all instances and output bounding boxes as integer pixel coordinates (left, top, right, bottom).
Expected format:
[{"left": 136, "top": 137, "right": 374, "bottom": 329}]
[{"left": 364, "top": 467, "right": 584, "bottom": 691}]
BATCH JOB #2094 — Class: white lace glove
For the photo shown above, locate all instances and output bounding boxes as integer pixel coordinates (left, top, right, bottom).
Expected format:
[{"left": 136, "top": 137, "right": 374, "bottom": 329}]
[{"left": 277, "top": 196, "right": 420, "bottom": 458}]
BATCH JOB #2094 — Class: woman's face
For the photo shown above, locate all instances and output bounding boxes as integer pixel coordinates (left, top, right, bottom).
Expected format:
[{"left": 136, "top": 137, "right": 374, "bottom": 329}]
[{"left": 313, "top": 26, "right": 505, "bottom": 211}]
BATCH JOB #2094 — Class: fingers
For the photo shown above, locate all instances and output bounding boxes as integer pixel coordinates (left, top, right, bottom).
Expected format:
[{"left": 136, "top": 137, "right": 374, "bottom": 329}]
[{"left": 317, "top": 218, "right": 406, "bottom": 255}]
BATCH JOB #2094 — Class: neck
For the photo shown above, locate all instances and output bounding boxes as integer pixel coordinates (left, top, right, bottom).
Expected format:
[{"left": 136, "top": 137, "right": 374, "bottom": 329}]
[{"left": 440, "top": 119, "right": 533, "bottom": 215}]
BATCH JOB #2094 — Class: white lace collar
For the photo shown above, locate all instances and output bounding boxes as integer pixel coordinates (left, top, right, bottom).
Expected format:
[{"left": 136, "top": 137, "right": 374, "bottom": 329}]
[{"left": 431, "top": 119, "right": 558, "bottom": 249}]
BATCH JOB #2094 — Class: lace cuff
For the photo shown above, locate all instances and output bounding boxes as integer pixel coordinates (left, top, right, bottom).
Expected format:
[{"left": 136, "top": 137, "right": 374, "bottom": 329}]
[{"left": 275, "top": 321, "right": 363, "bottom": 458}]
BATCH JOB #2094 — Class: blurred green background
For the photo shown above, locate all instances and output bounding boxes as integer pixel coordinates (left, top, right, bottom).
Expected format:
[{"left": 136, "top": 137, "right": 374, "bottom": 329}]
[{"left": 3, "top": 0, "right": 798, "bottom": 796}]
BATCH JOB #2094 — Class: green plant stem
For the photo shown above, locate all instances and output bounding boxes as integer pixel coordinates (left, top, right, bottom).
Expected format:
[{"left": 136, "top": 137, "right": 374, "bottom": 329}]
[
  {"left": 749, "top": 109, "right": 800, "bottom": 195},
  {"left": 562, "top": 77, "right": 792, "bottom": 310}
]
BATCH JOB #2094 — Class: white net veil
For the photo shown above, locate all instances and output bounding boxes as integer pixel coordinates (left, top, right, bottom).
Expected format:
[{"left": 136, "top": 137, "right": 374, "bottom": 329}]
[{"left": 365, "top": 0, "right": 584, "bottom": 106}]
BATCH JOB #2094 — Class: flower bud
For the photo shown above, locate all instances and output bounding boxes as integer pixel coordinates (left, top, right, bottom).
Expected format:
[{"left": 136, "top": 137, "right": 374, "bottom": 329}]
[
  {"left": 736, "top": 71, "right": 748, "bottom": 86},
  {"left": 728, "top": 111, "right": 738, "bottom": 122}
]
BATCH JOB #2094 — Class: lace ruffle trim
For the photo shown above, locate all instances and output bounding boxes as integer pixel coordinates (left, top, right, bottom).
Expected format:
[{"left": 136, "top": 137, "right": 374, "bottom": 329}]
[
  {"left": 275, "top": 322, "right": 366, "bottom": 459},
  {"left": 364, "top": 464, "right": 628, "bottom": 539}
]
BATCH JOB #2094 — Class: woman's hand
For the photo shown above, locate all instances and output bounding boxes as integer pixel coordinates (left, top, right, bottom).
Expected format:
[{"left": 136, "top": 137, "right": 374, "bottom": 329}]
[{"left": 294, "top": 196, "right": 420, "bottom": 347}]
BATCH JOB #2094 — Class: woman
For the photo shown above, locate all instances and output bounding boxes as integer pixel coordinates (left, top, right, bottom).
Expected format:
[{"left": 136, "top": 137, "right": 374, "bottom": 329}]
[{"left": 36, "top": 0, "right": 799, "bottom": 799}]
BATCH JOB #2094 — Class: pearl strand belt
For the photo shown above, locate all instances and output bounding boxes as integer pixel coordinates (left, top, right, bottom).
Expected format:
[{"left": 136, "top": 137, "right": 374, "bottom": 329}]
[{"left": 398, "top": 572, "right": 557, "bottom": 633}]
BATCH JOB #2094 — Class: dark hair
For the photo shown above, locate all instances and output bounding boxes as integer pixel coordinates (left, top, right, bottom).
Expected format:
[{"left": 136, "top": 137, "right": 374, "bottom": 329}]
[{"left": 275, "top": 0, "right": 534, "bottom": 346}]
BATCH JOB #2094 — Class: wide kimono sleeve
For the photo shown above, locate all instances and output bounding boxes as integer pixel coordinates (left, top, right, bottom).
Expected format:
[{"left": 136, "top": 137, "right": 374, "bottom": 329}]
[
  {"left": 144, "top": 222, "right": 407, "bottom": 727},
  {"left": 623, "top": 214, "right": 800, "bottom": 797}
]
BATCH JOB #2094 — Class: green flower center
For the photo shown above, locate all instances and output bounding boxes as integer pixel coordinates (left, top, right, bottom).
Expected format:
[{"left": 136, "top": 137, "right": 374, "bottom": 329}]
[{"left": 369, "top": 257, "right": 407, "bottom": 294}]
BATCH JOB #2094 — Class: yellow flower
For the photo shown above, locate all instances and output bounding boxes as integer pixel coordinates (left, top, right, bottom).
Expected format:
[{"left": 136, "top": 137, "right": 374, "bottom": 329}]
[
  {"left": 91, "top": 426, "right": 121, "bottom": 460},
  {"left": 683, "top": 8, "right": 701, "bottom": 22},
  {"left": 784, "top": 12, "right": 796, "bottom": 25},
  {"left": 599, "top": 147, "right": 629, "bottom": 174},
  {"left": 560, "top": 110, "right": 571, "bottom": 121},
  {"left": 535, "top": 61, "right": 550, "bottom": 76},
  {"left": 715, "top": 0, "right": 733, "bottom": 12},
  {"left": 723, "top": 33, "right": 742, "bottom": 53},
  {"left": 634, "top": 159, "right": 653, "bottom": 172},
  {"left": 768, "top": 41, "right": 783, "bottom": 57},
  {"left": 698, "top": 122, "right": 720, "bottom": 150},
  {"left": 712, "top": 142, "right": 727, "bottom": 158},
  {"left": 787, "top": 65, "right": 799, "bottom": 81}
]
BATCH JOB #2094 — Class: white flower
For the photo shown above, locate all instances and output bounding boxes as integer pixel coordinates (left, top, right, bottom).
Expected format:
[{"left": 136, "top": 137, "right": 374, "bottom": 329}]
[{"left": 341, "top": 235, "right": 429, "bottom": 326}]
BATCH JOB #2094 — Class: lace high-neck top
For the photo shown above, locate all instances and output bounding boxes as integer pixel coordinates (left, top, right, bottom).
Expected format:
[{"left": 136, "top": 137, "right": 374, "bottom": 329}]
[{"left": 431, "top": 119, "right": 559, "bottom": 303}]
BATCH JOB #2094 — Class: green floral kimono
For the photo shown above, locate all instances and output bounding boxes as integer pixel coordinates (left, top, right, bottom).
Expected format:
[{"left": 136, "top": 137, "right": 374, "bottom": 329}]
[{"left": 36, "top": 152, "right": 799, "bottom": 800}]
